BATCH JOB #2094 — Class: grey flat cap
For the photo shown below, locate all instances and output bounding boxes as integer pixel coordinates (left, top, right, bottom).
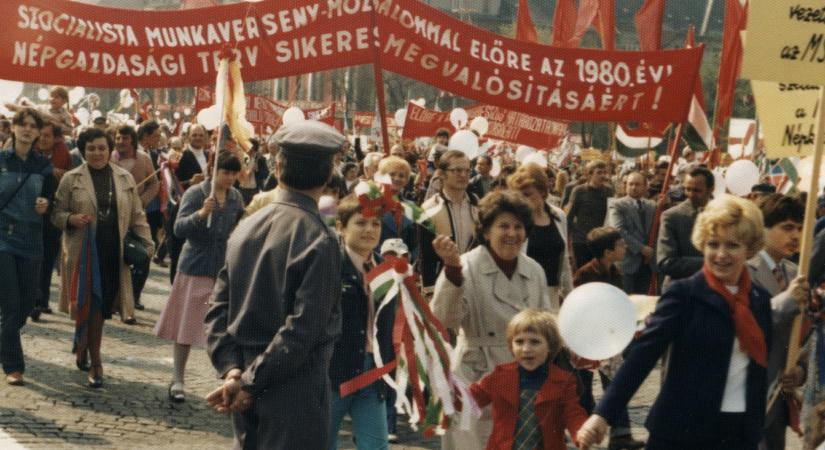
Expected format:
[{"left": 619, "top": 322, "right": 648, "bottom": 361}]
[{"left": 274, "top": 121, "right": 345, "bottom": 157}]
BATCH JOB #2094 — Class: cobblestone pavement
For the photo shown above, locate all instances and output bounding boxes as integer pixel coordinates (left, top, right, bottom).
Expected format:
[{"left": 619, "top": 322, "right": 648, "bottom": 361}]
[{"left": 0, "top": 264, "right": 804, "bottom": 449}]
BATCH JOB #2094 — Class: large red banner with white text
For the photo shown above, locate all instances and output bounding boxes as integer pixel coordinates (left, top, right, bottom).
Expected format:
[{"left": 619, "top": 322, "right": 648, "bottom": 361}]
[
  {"left": 2, "top": 0, "right": 703, "bottom": 122},
  {"left": 403, "top": 103, "right": 567, "bottom": 149}
]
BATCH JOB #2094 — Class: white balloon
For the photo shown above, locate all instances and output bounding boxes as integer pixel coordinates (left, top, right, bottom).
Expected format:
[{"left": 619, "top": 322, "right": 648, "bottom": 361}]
[
  {"left": 37, "top": 88, "right": 49, "bottom": 101},
  {"left": 394, "top": 108, "right": 407, "bottom": 128},
  {"left": 469, "top": 116, "right": 489, "bottom": 137},
  {"left": 412, "top": 98, "right": 426, "bottom": 107},
  {"left": 69, "top": 87, "right": 86, "bottom": 106},
  {"left": 91, "top": 110, "right": 102, "bottom": 119},
  {"left": 448, "top": 130, "right": 479, "bottom": 159},
  {"left": 449, "top": 108, "right": 468, "bottom": 129},
  {"left": 173, "top": 112, "right": 181, "bottom": 120},
  {"left": 196, "top": 105, "right": 221, "bottom": 130},
  {"left": 725, "top": 160, "right": 761, "bottom": 196},
  {"left": 126, "top": 119, "right": 136, "bottom": 127},
  {"left": 0, "top": 80, "right": 24, "bottom": 103},
  {"left": 515, "top": 145, "right": 536, "bottom": 162},
  {"left": 318, "top": 195, "right": 338, "bottom": 217},
  {"left": 558, "top": 282, "right": 637, "bottom": 360},
  {"left": 712, "top": 168, "right": 727, "bottom": 197},
  {"left": 282, "top": 107, "right": 305, "bottom": 126},
  {"left": 121, "top": 95, "right": 135, "bottom": 108},
  {"left": 183, "top": 107, "right": 193, "bottom": 116},
  {"left": 522, "top": 152, "right": 548, "bottom": 168},
  {"left": 796, "top": 155, "right": 825, "bottom": 193},
  {"left": 119, "top": 88, "right": 131, "bottom": 99},
  {"left": 75, "top": 107, "right": 90, "bottom": 125}
]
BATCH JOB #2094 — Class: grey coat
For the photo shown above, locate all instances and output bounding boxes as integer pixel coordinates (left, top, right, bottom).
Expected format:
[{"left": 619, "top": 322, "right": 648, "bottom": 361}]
[
  {"left": 204, "top": 188, "right": 342, "bottom": 450},
  {"left": 747, "top": 253, "right": 799, "bottom": 426},
  {"left": 656, "top": 200, "right": 703, "bottom": 288},
  {"left": 606, "top": 196, "right": 657, "bottom": 275}
]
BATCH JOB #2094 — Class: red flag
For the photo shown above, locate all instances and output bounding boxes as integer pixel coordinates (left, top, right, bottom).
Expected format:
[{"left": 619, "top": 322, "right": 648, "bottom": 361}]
[
  {"left": 686, "top": 25, "right": 713, "bottom": 149},
  {"left": 711, "top": 0, "right": 748, "bottom": 166},
  {"left": 568, "top": 0, "right": 599, "bottom": 47},
  {"left": 551, "top": 0, "right": 577, "bottom": 46},
  {"left": 596, "top": 0, "right": 615, "bottom": 50},
  {"left": 567, "top": 0, "right": 614, "bottom": 49},
  {"left": 515, "top": 0, "right": 539, "bottom": 43},
  {"left": 635, "top": 0, "right": 665, "bottom": 51}
]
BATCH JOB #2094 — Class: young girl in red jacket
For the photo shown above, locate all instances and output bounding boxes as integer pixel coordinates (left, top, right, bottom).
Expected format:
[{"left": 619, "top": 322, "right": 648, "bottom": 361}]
[{"left": 470, "top": 309, "right": 587, "bottom": 450}]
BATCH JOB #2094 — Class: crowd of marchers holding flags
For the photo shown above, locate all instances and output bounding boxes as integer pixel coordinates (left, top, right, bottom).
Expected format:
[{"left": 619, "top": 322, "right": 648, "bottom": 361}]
[{"left": 0, "top": 81, "right": 824, "bottom": 450}]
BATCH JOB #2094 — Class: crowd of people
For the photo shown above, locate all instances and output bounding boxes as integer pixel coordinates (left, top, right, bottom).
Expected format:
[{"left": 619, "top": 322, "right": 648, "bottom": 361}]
[{"left": 0, "top": 85, "right": 824, "bottom": 450}]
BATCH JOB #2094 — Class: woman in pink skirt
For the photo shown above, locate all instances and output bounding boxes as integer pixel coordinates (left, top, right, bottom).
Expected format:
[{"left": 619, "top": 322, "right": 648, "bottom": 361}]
[{"left": 154, "top": 152, "right": 244, "bottom": 402}]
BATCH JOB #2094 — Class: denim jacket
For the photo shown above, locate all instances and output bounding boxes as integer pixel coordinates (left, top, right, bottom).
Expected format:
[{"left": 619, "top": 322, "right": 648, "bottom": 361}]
[
  {"left": 0, "top": 149, "right": 54, "bottom": 259},
  {"left": 174, "top": 180, "right": 244, "bottom": 278}
]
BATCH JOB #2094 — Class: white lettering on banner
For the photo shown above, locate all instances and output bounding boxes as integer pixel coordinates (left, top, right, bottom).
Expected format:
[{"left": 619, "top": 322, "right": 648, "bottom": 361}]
[
  {"left": 13, "top": 41, "right": 187, "bottom": 76},
  {"left": 17, "top": 5, "right": 139, "bottom": 46},
  {"left": 196, "top": 46, "right": 259, "bottom": 72},
  {"left": 273, "top": 28, "right": 371, "bottom": 63},
  {"left": 145, "top": 17, "right": 261, "bottom": 47},
  {"left": 383, "top": 34, "right": 656, "bottom": 114}
]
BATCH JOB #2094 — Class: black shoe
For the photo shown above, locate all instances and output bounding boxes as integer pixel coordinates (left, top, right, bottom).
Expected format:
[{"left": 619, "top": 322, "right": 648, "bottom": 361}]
[
  {"left": 608, "top": 435, "right": 645, "bottom": 450},
  {"left": 42, "top": 307, "right": 53, "bottom": 314},
  {"left": 168, "top": 383, "right": 185, "bottom": 403},
  {"left": 30, "top": 308, "right": 42, "bottom": 322},
  {"left": 76, "top": 357, "right": 90, "bottom": 372},
  {"left": 123, "top": 317, "right": 137, "bottom": 325},
  {"left": 134, "top": 302, "right": 145, "bottom": 311},
  {"left": 88, "top": 365, "right": 103, "bottom": 389}
]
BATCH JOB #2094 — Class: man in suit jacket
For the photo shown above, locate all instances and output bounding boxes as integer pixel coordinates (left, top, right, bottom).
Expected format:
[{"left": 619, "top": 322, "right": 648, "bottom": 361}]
[
  {"left": 175, "top": 124, "right": 210, "bottom": 190},
  {"left": 467, "top": 154, "right": 493, "bottom": 200},
  {"left": 656, "top": 166, "right": 713, "bottom": 289},
  {"left": 747, "top": 194, "right": 808, "bottom": 450},
  {"left": 204, "top": 121, "right": 345, "bottom": 449},
  {"left": 607, "top": 172, "right": 657, "bottom": 294}
]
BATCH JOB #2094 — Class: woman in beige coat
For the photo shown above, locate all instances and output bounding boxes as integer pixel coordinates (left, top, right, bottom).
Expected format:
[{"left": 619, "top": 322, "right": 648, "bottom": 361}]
[
  {"left": 431, "top": 191, "right": 551, "bottom": 450},
  {"left": 52, "top": 128, "right": 152, "bottom": 387}
]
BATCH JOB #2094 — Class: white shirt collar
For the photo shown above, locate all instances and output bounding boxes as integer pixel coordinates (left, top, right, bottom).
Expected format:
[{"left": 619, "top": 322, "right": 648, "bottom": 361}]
[
  {"left": 759, "top": 249, "right": 779, "bottom": 271},
  {"left": 345, "top": 246, "right": 374, "bottom": 275}
]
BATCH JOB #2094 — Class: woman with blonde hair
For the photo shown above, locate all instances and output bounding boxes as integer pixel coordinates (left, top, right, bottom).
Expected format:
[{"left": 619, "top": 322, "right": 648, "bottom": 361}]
[
  {"left": 507, "top": 163, "right": 572, "bottom": 311},
  {"left": 578, "top": 194, "right": 772, "bottom": 450}
]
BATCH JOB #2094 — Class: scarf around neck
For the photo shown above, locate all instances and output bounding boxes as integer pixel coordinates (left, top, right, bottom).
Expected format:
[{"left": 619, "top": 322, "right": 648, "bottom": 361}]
[{"left": 702, "top": 264, "right": 767, "bottom": 368}]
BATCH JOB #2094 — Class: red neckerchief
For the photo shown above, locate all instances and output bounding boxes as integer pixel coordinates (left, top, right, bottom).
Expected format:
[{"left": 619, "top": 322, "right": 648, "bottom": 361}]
[{"left": 702, "top": 265, "right": 767, "bottom": 367}]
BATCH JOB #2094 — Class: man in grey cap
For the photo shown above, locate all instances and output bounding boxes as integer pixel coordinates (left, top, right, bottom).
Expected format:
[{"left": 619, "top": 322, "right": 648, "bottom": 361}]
[{"left": 204, "top": 120, "right": 345, "bottom": 449}]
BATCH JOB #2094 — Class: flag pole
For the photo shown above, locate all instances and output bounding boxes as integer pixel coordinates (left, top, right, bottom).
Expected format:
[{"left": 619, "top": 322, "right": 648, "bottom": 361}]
[
  {"left": 207, "top": 55, "right": 231, "bottom": 228},
  {"left": 646, "top": 122, "right": 684, "bottom": 295},
  {"left": 767, "top": 86, "right": 825, "bottom": 412},
  {"left": 370, "top": 8, "right": 391, "bottom": 155}
]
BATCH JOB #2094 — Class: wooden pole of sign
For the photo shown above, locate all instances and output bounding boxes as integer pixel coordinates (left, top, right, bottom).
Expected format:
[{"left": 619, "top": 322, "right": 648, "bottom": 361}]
[
  {"left": 766, "top": 86, "right": 825, "bottom": 412},
  {"left": 370, "top": 8, "right": 391, "bottom": 156}
]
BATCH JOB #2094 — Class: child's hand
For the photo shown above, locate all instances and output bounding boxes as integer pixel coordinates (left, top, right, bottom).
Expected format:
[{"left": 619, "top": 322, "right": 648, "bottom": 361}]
[{"left": 576, "top": 414, "right": 608, "bottom": 449}]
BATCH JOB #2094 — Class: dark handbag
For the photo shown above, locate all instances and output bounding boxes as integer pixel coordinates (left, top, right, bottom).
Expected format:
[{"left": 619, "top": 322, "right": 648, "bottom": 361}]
[{"left": 123, "top": 231, "right": 149, "bottom": 267}]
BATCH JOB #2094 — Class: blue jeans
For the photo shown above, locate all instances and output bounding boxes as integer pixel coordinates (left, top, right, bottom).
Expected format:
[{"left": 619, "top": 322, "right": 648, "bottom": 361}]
[
  {"left": 329, "top": 358, "right": 389, "bottom": 450},
  {"left": 0, "top": 251, "right": 39, "bottom": 374}
]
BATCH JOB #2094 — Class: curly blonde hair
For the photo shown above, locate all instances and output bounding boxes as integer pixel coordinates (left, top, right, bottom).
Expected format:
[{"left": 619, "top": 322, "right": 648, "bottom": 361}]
[{"left": 691, "top": 194, "right": 765, "bottom": 258}]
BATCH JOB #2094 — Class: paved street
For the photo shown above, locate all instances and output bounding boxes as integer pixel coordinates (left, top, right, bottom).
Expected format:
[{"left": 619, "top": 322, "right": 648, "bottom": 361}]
[{"left": 0, "top": 264, "right": 804, "bottom": 449}]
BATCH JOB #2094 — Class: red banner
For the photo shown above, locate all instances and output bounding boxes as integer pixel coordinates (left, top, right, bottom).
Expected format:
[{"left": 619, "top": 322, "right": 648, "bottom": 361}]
[
  {"left": 195, "top": 87, "right": 334, "bottom": 131},
  {"left": 3, "top": 0, "right": 702, "bottom": 122},
  {"left": 402, "top": 104, "right": 451, "bottom": 141},
  {"left": 403, "top": 103, "right": 567, "bottom": 150},
  {"left": 195, "top": 87, "right": 286, "bottom": 134},
  {"left": 354, "top": 112, "right": 375, "bottom": 129},
  {"left": 465, "top": 105, "right": 567, "bottom": 149}
]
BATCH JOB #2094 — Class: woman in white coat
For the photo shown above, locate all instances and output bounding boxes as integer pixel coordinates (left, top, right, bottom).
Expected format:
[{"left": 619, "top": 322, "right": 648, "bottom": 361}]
[
  {"left": 508, "top": 163, "right": 573, "bottom": 313},
  {"left": 431, "top": 191, "right": 551, "bottom": 450}
]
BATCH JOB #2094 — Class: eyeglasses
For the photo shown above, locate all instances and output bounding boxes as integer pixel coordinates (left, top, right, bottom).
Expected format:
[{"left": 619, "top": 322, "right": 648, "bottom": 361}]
[{"left": 445, "top": 168, "right": 471, "bottom": 175}]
